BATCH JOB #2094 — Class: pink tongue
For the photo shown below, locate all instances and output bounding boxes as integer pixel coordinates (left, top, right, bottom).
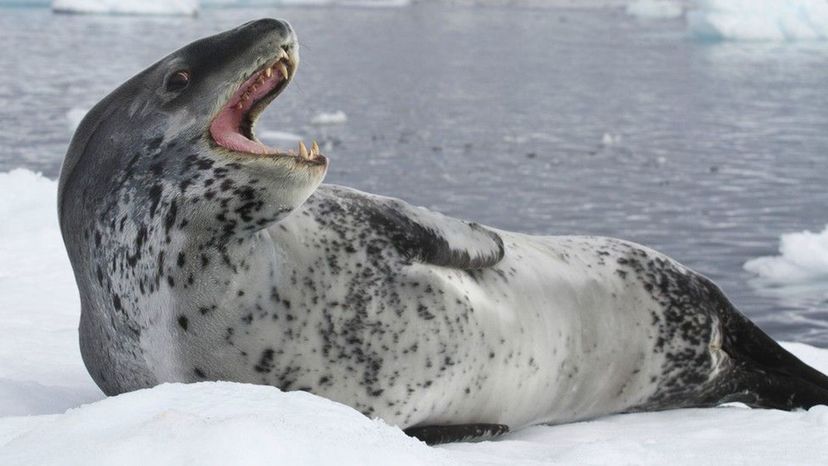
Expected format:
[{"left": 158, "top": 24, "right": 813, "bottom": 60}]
[
  {"left": 209, "top": 65, "right": 286, "bottom": 155},
  {"left": 211, "top": 108, "right": 271, "bottom": 154}
]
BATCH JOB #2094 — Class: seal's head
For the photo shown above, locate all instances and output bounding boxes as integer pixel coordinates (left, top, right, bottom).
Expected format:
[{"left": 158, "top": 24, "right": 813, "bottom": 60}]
[
  {"left": 60, "top": 19, "right": 327, "bottom": 249},
  {"left": 59, "top": 20, "right": 332, "bottom": 393}
]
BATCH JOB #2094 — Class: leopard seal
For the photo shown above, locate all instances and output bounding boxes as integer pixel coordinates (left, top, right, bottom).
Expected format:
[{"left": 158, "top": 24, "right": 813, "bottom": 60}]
[{"left": 59, "top": 19, "right": 828, "bottom": 445}]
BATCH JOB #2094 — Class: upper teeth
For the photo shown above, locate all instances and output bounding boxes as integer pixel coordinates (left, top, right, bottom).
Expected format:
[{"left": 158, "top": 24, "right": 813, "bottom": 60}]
[
  {"left": 260, "top": 56, "right": 290, "bottom": 82},
  {"left": 277, "top": 62, "right": 289, "bottom": 80}
]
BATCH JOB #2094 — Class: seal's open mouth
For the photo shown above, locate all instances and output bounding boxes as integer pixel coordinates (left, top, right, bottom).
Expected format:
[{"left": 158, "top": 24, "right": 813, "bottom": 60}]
[{"left": 209, "top": 47, "right": 323, "bottom": 163}]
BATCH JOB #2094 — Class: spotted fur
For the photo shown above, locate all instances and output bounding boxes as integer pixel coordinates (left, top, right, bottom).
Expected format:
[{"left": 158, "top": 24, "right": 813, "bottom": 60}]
[{"left": 59, "top": 18, "right": 828, "bottom": 443}]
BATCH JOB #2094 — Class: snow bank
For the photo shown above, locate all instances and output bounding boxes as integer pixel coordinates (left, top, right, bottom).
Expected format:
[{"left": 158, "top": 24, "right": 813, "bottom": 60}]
[
  {"left": 0, "top": 170, "right": 102, "bottom": 417},
  {"left": 744, "top": 225, "right": 828, "bottom": 285},
  {"left": 2, "top": 382, "right": 828, "bottom": 466},
  {"left": 688, "top": 0, "right": 828, "bottom": 41},
  {"left": 626, "top": 0, "right": 683, "bottom": 19},
  {"left": 0, "top": 168, "right": 827, "bottom": 465},
  {"left": 311, "top": 110, "right": 348, "bottom": 125},
  {"left": 52, "top": 0, "right": 198, "bottom": 16},
  {"left": 0, "top": 383, "right": 451, "bottom": 466}
]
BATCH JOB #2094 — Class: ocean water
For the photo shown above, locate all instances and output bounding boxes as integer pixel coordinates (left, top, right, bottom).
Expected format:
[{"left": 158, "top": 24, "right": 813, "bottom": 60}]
[{"left": 1, "top": 5, "right": 827, "bottom": 345}]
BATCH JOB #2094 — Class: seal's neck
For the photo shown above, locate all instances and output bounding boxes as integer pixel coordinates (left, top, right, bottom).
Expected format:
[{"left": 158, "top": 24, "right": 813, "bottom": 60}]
[{"left": 67, "top": 143, "right": 320, "bottom": 388}]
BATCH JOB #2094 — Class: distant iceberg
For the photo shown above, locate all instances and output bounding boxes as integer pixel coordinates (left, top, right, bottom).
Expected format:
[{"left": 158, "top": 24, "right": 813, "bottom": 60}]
[
  {"left": 311, "top": 110, "right": 348, "bottom": 125},
  {"left": 688, "top": 0, "right": 828, "bottom": 41},
  {"left": 202, "top": 0, "right": 410, "bottom": 7},
  {"left": 65, "top": 107, "right": 88, "bottom": 133},
  {"left": 0, "top": 0, "right": 51, "bottom": 6},
  {"left": 626, "top": 0, "right": 683, "bottom": 19},
  {"left": 745, "top": 225, "right": 828, "bottom": 285},
  {"left": 52, "top": 0, "right": 198, "bottom": 16},
  {"left": 203, "top": 0, "right": 325, "bottom": 5}
]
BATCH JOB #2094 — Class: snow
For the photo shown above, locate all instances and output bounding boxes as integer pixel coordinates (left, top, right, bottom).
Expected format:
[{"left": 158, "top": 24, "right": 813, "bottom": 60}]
[
  {"left": 0, "top": 167, "right": 827, "bottom": 464},
  {"left": 626, "top": 0, "right": 683, "bottom": 19},
  {"left": 2, "top": 383, "right": 828, "bottom": 466},
  {"left": 688, "top": 0, "right": 828, "bottom": 41},
  {"left": 310, "top": 110, "right": 348, "bottom": 125},
  {"left": 0, "top": 383, "right": 452, "bottom": 466},
  {"left": 0, "top": 170, "right": 101, "bottom": 417},
  {"left": 744, "top": 224, "right": 828, "bottom": 286},
  {"left": 51, "top": 0, "right": 198, "bottom": 16}
]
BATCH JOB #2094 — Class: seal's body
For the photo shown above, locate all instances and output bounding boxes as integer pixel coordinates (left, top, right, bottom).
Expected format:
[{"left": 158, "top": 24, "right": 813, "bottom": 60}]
[{"left": 60, "top": 19, "right": 828, "bottom": 444}]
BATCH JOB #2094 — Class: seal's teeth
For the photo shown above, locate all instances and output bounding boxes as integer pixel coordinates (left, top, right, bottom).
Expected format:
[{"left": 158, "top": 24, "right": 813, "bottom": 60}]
[
  {"left": 278, "top": 48, "right": 288, "bottom": 61},
  {"left": 265, "top": 67, "right": 272, "bottom": 78},
  {"left": 236, "top": 102, "right": 244, "bottom": 110},
  {"left": 277, "top": 62, "right": 289, "bottom": 80},
  {"left": 299, "top": 141, "right": 309, "bottom": 159},
  {"left": 311, "top": 140, "right": 320, "bottom": 156}
]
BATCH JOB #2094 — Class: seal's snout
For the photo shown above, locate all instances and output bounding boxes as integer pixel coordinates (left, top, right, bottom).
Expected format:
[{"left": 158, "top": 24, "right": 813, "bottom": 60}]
[
  {"left": 207, "top": 19, "right": 326, "bottom": 167},
  {"left": 243, "top": 18, "right": 293, "bottom": 36},
  {"left": 238, "top": 18, "right": 296, "bottom": 49}
]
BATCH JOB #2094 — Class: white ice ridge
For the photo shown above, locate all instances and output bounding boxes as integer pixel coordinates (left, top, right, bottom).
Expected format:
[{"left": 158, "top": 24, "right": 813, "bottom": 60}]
[
  {"left": 745, "top": 225, "right": 828, "bottom": 285},
  {"left": 52, "top": 0, "right": 198, "bottom": 16},
  {"left": 688, "top": 0, "right": 828, "bottom": 41},
  {"left": 626, "top": 0, "right": 684, "bottom": 19}
]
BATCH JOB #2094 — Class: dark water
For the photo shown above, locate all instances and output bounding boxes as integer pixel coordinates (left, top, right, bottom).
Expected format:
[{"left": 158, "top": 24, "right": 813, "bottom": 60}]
[{"left": 2, "top": 5, "right": 827, "bottom": 345}]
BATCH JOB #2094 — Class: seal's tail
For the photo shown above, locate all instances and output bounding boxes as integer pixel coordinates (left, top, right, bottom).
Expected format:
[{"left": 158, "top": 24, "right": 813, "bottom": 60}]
[{"left": 719, "top": 308, "right": 828, "bottom": 410}]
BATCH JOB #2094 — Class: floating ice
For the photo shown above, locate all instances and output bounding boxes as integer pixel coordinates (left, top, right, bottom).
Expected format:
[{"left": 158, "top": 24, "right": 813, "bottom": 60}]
[
  {"left": 52, "top": 0, "right": 198, "bottom": 16},
  {"left": 202, "top": 0, "right": 409, "bottom": 7},
  {"left": 0, "top": 0, "right": 51, "bottom": 5},
  {"left": 688, "top": 0, "right": 828, "bottom": 41},
  {"left": 311, "top": 110, "right": 348, "bottom": 125},
  {"left": 338, "top": 0, "right": 410, "bottom": 7},
  {"left": 626, "top": 0, "right": 683, "bottom": 19},
  {"left": 601, "top": 132, "right": 621, "bottom": 145},
  {"left": 258, "top": 130, "right": 304, "bottom": 143},
  {"left": 65, "top": 108, "right": 87, "bottom": 133},
  {"left": 745, "top": 225, "right": 828, "bottom": 285}
]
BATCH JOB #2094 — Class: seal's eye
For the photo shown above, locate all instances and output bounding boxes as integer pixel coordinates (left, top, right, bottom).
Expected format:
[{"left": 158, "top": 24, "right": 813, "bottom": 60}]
[{"left": 166, "top": 70, "right": 190, "bottom": 92}]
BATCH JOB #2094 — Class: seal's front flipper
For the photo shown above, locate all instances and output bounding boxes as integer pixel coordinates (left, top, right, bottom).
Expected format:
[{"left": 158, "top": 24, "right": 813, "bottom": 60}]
[
  {"left": 404, "top": 424, "right": 509, "bottom": 445},
  {"left": 320, "top": 186, "right": 505, "bottom": 270}
]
